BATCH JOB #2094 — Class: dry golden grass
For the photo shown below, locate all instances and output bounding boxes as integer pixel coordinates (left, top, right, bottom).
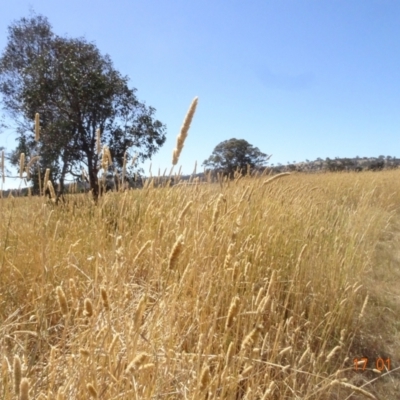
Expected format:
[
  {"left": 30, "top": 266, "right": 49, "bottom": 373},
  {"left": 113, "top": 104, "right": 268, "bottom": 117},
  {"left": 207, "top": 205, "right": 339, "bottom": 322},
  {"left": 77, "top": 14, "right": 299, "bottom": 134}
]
[
  {"left": 0, "top": 169, "right": 400, "bottom": 399},
  {"left": 35, "top": 112, "right": 40, "bottom": 142},
  {"left": 19, "top": 153, "right": 25, "bottom": 179},
  {"left": 1, "top": 150, "right": 4, "bottom": 184}
]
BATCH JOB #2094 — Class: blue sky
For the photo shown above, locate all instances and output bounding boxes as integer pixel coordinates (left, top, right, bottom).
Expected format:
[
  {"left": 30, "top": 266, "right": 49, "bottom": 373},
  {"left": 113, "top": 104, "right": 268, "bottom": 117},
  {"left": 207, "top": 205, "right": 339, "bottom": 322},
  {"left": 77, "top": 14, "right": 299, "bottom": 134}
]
[{"left": 0, "top": 0, "right": 399, "bottom": 189}]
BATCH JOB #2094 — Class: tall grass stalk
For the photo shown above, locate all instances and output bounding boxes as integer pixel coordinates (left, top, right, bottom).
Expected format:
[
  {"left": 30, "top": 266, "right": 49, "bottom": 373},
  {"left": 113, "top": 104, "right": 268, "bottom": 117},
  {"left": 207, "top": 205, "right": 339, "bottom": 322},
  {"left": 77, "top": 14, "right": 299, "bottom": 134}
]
[
  {"left": 35, "top": 113, "right": 40, "bottom": 141},
  {"left": 172, "top": 97, "right": 198, "bottom": 165},
  {"left": 19, "top": 153, "right": 25, "bottom": 179},
  {"left": 1, "top": 150, "right": 4, "bottom": 184}
]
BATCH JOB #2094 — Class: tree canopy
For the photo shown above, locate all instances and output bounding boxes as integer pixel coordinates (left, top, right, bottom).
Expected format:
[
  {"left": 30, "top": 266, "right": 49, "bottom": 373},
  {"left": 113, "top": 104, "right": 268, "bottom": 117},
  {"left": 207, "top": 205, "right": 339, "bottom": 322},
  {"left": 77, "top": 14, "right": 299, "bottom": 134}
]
[
  {"left": 202, "top": 138, "right": 270, "bottom": 178},
  {"left": 0, "top": 12, "right": 166, "bottom": 200}
]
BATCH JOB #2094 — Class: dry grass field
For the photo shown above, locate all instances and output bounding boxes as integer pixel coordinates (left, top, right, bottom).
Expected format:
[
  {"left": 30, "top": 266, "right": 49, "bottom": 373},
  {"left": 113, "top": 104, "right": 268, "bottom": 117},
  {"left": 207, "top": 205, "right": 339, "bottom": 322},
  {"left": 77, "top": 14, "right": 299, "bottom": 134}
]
[{"left": 0, "top": 169, "right": 400, "bottom": 399}]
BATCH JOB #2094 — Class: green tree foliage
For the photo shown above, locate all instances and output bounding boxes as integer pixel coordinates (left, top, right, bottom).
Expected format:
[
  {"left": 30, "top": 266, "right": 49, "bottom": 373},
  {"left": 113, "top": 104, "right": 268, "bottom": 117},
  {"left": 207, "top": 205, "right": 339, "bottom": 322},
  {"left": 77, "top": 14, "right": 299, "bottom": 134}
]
[
  {"left": 202, "top": 138, "right": 270, "bottom": 178},
  {"left": 0, "top": 12, "right": 166, "bottom": 200}
]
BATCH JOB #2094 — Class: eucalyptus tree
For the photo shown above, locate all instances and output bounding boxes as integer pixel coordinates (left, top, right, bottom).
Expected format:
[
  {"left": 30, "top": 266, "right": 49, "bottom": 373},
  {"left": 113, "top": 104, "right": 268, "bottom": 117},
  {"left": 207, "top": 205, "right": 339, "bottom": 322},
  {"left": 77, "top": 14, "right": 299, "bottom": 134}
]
[{"left": 0, "top": 13, "right": 166, "bottom": 201}]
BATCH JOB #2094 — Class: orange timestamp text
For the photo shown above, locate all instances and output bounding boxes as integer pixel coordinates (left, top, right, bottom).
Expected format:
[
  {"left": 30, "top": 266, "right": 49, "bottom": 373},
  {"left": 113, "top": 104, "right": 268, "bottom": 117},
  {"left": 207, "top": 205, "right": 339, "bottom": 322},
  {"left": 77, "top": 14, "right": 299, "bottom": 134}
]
[{"left": 353, "top": 357, "right": 391, "bottom": 372}]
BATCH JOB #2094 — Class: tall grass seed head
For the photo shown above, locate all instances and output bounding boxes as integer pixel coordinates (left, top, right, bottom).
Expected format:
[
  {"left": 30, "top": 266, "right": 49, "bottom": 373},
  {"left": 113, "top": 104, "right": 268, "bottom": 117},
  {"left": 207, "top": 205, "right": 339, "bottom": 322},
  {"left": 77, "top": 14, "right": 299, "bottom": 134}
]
[
  {"left": 35, "top": 113, "right": 40, "bottom": 141},
  {"left": 56, "top": 286, "right": 68, "bottom": 316}
]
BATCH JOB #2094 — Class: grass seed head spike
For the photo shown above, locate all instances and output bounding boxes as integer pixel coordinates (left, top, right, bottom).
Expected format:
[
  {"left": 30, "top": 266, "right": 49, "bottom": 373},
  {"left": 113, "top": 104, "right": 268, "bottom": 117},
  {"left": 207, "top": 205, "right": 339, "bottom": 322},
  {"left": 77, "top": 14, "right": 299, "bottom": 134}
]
[
  {"left": 108, "top": 334, "right": 120, "bottom": 354},
  {"left": 1, "top": 150, "right": 4, "bottom": 183},
  {"left": 84, "top": 298, "right": 93, "bottom": 318},
  {"left": 35, "top": 113, "right": 40, "bottom": 141},
  {"left": 47, "top": 181, "right": 56, "bottom": 202},
  {"left": 168, "top": 235, "right": 184, "bottom": 269},
  {"left": 331, "top": 381, "right": 377, "bottom": 399},
  {"left": 121, "top": 150, "right": 127, "bottom": 185},
  {"left": 326, "top": 345, "right": 341, "bottom": 362},
  {"left": 177, "top": 200, "right": 193, "bottom": 226},
  {"left": 43, "top": 169, "right": 50, "bottom": 194},
  {"left": 199, "top": 365, "right": 210, "bottom": 391},
  {"left": 126, "top": 353, "right": 148, "bottom": 372},
  {"left": 19, "top": 153, "right": 25, "bottom": 178},
  {"left": 20, "top": 377, "right": 29, "bottom": 400},
  {"left": 131, "top": 152, "right": 138, "bottom": 166},
  {"left": 172, "top": 96, "right": 198, "bottom": 165},
  {"left": 134, "top": 294, "right": 147, "bottom": 329},
  {"left": 69, "top": 278, "right": 78, "bottom": 300},
  {"left": 13, "top": 355, "right": 22, "bottom": 397},
  {"left": 96, "top": 129, "right": 101, "bottom": 154},
  {"left": 56, "top": 286, "right": 68, "bottom": 316},
  {"left": 101, "top": 146, "right": 109, "bottom": 170},
  {"left": 26, "top": 156, "right": 40, "bottom": 180},
  {"left": 107, "top": 147, "right": 113, "bottom": 165},
  {"left": 133, "top": 240, "right": 152, "bottom": 264},
  {"left": 100, "top": 287, "right": 109, "bottom": 310},
  {"left": 225, "top": 341, "right": 235, "bottom": 364},
  {"left": 193, "top": 160, "right": 197, "bottom": 176},
  {"left": 225, "top": 296, "right": 240, "bottom": 330},
  {"left": 241, "top": 325, "right": 263, "bottom": 350},
  {"left": 172, "top": 148, "right": 179, "bottom": 166},
  {"left": 57, "top": 387, "right": 65, "bottom": 400},
  {"left": 87, "top": 383, "right": 98, "bottom": 398},
  {"left": 263, "top": 172, "right": 291, "bottom": 186},
  {"left": 359, "top": 294, "right": 369, "bottom": 319},
  {"left": 79, "top": 348, "right": 90, "bottom": 357}
]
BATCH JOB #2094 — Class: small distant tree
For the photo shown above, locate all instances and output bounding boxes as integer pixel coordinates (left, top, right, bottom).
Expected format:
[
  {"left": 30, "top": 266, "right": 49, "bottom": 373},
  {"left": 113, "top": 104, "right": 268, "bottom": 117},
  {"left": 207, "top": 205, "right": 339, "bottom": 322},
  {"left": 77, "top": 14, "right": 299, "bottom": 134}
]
[
  {"left": 368, "top": 159, "right": 384, "bottom": 171},
  {"left": 202, "top": 138, "right": 270, "bottom": 178}
]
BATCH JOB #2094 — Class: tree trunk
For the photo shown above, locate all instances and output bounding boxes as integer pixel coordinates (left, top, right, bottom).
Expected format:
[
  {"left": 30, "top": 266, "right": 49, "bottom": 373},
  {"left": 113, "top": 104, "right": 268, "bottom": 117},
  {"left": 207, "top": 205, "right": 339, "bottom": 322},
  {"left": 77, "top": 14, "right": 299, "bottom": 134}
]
[
  {"left": 56, "top": 160, "right": 69, "bottom": 204},
  {"left": 88, "top": 159, "right": 99, "bottom": 203}
]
